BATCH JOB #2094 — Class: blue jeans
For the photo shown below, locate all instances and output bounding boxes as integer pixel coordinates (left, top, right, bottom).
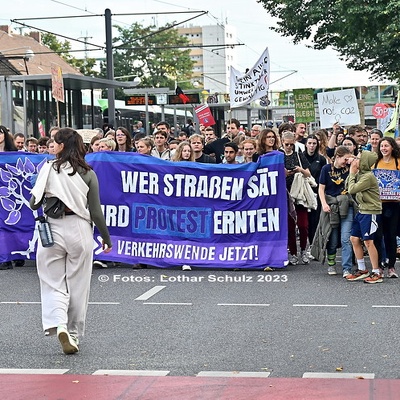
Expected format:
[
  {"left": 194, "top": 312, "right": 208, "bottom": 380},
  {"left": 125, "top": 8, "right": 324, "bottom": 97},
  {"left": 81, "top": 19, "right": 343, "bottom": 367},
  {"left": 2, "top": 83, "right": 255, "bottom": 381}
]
[{"left": 326, "top": 207, "right": 354, "bottom": 271}]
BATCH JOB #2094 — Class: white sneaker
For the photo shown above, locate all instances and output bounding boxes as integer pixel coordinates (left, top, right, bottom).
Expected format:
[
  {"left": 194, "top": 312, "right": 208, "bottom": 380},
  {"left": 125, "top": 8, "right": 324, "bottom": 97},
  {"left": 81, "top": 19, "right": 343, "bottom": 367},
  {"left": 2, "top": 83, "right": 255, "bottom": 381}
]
[
  {"left": 57, "top": 326, "right": 79, "bottom": 354},
  {"left": 182, "top": 265, "right": 192, "bottom": 271},
  {"left": 328, "top": 266, "right": 337, "bottom": 275},
  {"left": 342, "top": 270, "right": 351, "bottom": 278},
  {"left": 289, "top": 254, "right": 298, "bottom": 265},
  {"left": 301, "top": 250, "right": 310, "bottom": 264},
  {"left": 93, "top": 260, "right": 108, "bottom": 268}
]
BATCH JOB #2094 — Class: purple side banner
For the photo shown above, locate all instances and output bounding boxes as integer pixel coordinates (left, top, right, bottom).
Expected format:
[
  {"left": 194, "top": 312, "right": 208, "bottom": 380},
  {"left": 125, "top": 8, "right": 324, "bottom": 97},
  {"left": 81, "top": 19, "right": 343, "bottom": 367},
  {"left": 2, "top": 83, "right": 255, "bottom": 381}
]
[{"left": 0, "top": 151, "right": 288, "bottom": 269}]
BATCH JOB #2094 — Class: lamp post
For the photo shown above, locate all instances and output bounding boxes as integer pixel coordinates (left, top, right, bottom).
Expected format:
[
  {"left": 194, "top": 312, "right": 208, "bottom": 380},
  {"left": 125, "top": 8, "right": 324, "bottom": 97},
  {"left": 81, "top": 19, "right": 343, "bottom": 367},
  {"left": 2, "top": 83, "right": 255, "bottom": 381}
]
[{"left": 0, "top": 48, "right": 34, "bottom": 75}]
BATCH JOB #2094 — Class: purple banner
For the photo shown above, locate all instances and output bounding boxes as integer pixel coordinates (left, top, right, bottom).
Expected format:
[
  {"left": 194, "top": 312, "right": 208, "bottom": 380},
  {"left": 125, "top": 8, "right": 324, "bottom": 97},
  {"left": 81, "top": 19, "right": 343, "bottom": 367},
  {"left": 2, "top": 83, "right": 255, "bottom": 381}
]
[
  {"left": 0, "top": 151, "right": 288, "bottom": 269},
  {"left": 0, "top": 152, "right": 49, "bottom": 263}
]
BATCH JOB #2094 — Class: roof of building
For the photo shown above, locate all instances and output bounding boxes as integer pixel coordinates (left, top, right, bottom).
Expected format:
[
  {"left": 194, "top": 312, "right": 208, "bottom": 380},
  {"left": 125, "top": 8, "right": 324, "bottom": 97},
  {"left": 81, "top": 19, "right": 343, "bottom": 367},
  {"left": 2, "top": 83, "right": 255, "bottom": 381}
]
[{"left": 0, "top": 26, "right": 82, "bottom": 76}]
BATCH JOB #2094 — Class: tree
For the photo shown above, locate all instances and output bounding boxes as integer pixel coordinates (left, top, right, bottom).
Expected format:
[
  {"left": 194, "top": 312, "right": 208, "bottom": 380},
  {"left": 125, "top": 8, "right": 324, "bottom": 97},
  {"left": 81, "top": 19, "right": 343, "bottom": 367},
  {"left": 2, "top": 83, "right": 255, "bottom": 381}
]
[
  {"left": 100, "top": 22, "right": 195, "bottom": 99},
  {"left": 258, "top": 0, "right": 400, "bottom": 82},
  {"left": 41, "top": 33, "right": 98, "bottom": 77}
]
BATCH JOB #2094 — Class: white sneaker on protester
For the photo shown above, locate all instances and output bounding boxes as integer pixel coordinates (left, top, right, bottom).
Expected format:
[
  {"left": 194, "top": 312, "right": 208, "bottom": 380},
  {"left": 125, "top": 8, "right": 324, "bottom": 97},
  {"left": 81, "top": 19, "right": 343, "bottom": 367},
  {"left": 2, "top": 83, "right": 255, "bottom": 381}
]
[
  {"left": 93, "top": 260, "right": 108, "bottom": 268},
  {"left": 328, "top": 266, "right": 337, "bottom": 275},
  {"left": 288, "top": 254, "right": 298, "bottom": 265},
  {"left": 342, "top": 270, "right": 351, "bottom": 278},
  {"left": 301, "top": 250, "right": 310, "bottom": 264},
  {"left": 57, "top": 326, "right": 79, "bottom": 355},
  {"left": 182, "top": 265, "right": 192, "bottom": 271}
]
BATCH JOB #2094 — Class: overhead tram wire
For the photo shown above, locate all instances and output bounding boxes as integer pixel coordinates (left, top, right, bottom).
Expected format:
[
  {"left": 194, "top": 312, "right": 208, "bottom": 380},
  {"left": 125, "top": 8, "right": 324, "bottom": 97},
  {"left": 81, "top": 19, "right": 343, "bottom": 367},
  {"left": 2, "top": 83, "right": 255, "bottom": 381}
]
[
  {"left": 10, "top": 44, "right": 243, "bottom": 58},
  {"left": 12, "top": 10, "right": 207, "bottom": 51},
  {"left": 113, "top": 11, "right": 208, "bottom": 48},
  {"left": 13, "top": 10, "right": 206, "bottom": 21},
  {"left": 10, "top": 20, "right": 103, "bottom": 49}
]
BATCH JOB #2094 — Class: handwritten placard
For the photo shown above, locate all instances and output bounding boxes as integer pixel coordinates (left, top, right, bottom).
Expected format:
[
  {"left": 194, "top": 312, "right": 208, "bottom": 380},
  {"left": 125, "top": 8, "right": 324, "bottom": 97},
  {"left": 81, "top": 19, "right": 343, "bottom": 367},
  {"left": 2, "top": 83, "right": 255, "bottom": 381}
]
[
  {"left": 317, "top": 88, "right": 360, "bottom": 128},
  {"left": 293, "top": 88, "right": 315, "bottom": 123}
]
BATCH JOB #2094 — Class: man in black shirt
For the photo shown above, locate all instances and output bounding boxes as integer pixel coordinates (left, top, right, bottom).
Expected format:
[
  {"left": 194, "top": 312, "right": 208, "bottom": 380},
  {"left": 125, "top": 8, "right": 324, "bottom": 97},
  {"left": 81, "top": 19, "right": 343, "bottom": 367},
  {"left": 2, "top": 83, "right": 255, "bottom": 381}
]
[
  {"left": 189, "top": 134, "right": 216, "bottom": 163},
  {"left": 204, "top": 118, "right": 241, "bottom": 163}
]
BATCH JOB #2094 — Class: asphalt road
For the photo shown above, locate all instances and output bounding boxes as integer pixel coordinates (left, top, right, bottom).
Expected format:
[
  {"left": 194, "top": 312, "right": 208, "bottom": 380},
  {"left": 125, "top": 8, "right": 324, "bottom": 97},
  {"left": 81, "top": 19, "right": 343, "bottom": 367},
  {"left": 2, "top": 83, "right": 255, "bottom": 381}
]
[{"left": 1, "top": 258, "right": 399, "bottom": 379}]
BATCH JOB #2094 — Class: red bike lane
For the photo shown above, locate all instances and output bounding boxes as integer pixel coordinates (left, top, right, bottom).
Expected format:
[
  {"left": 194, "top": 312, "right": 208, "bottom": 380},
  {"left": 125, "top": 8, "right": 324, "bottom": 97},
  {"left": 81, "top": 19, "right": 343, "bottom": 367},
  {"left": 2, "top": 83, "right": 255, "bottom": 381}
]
[{"left": 1, "top": 374, "right": 399, "bottom": 400}]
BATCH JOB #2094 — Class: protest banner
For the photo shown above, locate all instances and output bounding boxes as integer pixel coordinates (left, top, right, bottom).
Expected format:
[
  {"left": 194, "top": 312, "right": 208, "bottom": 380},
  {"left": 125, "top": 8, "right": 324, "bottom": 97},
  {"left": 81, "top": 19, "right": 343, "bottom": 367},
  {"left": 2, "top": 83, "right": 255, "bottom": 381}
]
[
  {"left": 0, "top": 151, "right": 288, "bottom": 269},
  {"left": 293, "top": 89, "right": 315, "bottom": 123},
  {"left": 317, "top": 88, "right": 360, "bottom": 128},
  {"left": 373, "top": 169, "right": 400, "bottom": 201},
  {"left": 229, "top": 47, "right": 270, "bottom": 108}
]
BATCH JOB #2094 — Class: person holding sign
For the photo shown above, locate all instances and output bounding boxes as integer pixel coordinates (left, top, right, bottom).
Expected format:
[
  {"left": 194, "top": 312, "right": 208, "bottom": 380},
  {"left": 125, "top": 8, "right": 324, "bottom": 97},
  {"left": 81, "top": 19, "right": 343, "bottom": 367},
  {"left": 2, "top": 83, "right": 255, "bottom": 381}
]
[{"left": 373, "top": 137, "right": 400, "bottom": 278}]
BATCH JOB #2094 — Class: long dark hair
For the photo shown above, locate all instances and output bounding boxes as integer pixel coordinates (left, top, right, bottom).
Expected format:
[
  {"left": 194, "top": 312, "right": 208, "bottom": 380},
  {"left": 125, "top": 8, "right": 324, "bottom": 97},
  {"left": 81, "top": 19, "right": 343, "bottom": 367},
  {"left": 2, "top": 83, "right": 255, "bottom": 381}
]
[
  {"left": 0, "top": 125, "right": 17, "bottom": 151},
  {"left": 305, "top": 134, "right": 320, "bottom": 155},
  {"left": 53, "top": 127, "right": 91, "bottom": 175},
  {"left": 341, "top": 136, "right": 359, "bottom": 156},
  {"left": 376, "top": 136, "right": 400, "bottom": 164},
  {"left": 116, "top": 126, "right": 132, "bottom": 151}
]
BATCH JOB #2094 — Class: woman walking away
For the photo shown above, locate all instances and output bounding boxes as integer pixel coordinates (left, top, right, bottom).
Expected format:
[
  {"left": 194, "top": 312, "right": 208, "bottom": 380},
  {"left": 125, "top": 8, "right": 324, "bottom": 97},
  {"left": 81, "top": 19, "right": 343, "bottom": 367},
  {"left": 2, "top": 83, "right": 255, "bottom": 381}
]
[{"left": 30, "top": 128, "right": 112, "bottom": 354}]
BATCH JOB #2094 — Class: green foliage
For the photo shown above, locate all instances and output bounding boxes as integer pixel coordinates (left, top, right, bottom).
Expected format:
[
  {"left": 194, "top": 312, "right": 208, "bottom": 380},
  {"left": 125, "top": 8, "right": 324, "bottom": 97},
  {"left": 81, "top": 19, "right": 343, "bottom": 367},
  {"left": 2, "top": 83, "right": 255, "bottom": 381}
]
[
  {"left": 41, "top": 33, "right": 99, "bottom": 76},
  {"left": 100, "top": 22, "right": 195, "bottom": 99},
  {"left": 258, "top": 0, "right": 400, "bottom": 82}
]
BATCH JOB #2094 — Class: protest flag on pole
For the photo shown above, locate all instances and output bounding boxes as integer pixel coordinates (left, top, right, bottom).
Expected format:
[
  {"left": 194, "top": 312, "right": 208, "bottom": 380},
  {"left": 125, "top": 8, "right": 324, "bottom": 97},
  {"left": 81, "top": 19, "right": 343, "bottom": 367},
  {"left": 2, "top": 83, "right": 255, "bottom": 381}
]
[
  {"left": 176, "top": 86, "right": 190, "bottom": 104},
  {"left": 229, "top": 47, "right": 270, "bottom": 108},
  {"left": 384, "top": 90, "right": 400, "bottom": 138}
]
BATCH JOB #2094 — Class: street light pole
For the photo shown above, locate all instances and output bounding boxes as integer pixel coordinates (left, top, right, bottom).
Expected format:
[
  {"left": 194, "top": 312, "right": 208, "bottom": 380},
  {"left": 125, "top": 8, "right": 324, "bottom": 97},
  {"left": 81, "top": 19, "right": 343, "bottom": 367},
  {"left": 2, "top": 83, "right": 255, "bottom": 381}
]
[{"left": 105, "top": 8, "right": 115, "bottom": 128}]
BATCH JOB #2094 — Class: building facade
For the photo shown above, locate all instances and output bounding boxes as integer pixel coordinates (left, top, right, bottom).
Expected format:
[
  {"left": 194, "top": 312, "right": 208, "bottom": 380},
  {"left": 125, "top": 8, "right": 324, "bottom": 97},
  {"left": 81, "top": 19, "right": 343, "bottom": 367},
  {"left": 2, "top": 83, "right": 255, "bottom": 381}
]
[{"left": 177, "top": 24, "right": 237, "bottom": 94}]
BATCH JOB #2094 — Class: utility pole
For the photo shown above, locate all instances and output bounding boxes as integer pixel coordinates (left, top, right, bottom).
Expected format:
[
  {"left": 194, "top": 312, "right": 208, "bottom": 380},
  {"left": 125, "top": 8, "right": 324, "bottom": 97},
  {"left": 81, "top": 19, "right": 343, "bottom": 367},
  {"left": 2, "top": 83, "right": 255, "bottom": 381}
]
[
  {"left": 77, "top": 32, "right": 93, "bottom": 59},
  {"left": 105, "top": 8, "right": 115, "bottom": 127}
]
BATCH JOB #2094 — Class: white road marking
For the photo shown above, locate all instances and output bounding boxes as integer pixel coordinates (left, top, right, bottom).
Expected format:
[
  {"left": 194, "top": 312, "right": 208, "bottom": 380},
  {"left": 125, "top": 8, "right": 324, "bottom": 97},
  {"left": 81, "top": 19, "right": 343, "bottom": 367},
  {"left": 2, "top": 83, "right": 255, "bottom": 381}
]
[
  {"left": 303, "top": 372, "right": 375, "bottom": 379},
  {"left": 293, "top": 304, "right": 348, "bottom": 307},
  {"left": 0, "top": 302, "right": 119, "bottom": 305},
  {"left": 0, "top": 369, "right": 68, "bottom": 374},
  {"left": 0, "top": 302, "right": 41, "bottom": 304},
  {"left": 135, "top": 286, "right": 166, "bottom": 301},
  {"left": 197, "top": 371, "right": 270, "bottom": 378},
  {"left": 372, "top": 305, "right": 400, "bottom": 308},
  {"left": 143, "top": 302, "right": 192, "bottom": 306},
  {"left": 92, "top": 370, "right": 169, "bottom": 376},
  {"left": 217, "top": 303, "right": 270, "bottom": 307}
]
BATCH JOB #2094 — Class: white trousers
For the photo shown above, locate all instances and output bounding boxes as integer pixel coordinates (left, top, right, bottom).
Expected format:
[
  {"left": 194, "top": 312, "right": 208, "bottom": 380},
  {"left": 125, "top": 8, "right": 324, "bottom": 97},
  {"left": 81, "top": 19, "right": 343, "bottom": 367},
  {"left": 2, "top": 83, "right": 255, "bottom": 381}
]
[{"left": 37, "top": 215, "right": 93, "bottom": 338}]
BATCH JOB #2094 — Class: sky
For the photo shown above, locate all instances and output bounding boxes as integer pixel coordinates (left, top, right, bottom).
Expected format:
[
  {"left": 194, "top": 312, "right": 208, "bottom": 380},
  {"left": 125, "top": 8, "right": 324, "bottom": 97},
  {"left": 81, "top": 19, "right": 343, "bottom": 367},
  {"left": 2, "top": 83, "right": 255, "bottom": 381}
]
[{"left": 1, "top": 0, "right": 393, "bottom": 91}]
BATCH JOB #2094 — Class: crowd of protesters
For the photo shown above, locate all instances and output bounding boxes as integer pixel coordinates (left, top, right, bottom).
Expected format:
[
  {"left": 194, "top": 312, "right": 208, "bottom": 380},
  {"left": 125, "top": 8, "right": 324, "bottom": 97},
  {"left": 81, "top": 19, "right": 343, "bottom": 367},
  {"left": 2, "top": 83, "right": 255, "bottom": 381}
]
[{"left": 1, "top": 120, "right": 399, "bottom": 285}]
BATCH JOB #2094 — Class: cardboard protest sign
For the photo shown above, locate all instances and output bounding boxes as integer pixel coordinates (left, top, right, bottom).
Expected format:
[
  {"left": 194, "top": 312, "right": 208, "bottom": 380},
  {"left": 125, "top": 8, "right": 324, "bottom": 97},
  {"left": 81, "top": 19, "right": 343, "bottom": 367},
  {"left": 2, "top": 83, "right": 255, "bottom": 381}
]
[
  {"left": 317, "top": 88, "right": 360, "bottom": 128},
  {"left": 293, "top": 89, "right": 315, "bottom": 123},
  {"left": 76, "top": 129, "right": 100, "bottom": 144}
]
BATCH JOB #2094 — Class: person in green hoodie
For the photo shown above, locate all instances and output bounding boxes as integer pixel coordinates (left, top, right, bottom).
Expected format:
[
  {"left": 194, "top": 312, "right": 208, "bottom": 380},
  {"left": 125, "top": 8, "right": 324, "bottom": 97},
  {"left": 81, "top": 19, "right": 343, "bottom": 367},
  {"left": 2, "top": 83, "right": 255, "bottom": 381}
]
[{"left": 346, "top": 150, "right": 383, "bottom": 283}]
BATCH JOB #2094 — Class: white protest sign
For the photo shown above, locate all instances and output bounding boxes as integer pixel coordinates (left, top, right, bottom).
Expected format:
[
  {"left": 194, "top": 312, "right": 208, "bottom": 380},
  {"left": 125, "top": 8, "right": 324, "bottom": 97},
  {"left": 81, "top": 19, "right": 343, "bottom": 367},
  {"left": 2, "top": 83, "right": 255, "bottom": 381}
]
[
  {"left": 317, "top": 88, "right": 360, "bottom": 128},
  {"left": 229, "top": 47, "right": 270, "bottom": 108},
  {"left": 76, "top": 129, "right": 100, "bottom": 144}
]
